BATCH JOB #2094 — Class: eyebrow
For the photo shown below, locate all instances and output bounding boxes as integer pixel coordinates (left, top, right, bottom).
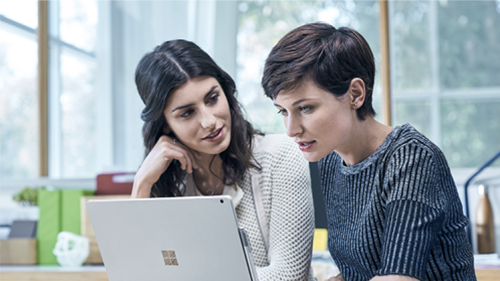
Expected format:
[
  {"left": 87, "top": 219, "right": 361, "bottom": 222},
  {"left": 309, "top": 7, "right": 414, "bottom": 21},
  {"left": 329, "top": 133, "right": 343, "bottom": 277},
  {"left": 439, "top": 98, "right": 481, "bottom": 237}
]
[
  {"left": 171, "top": 85, "right": 219, "bottom": 113},
  {"left": 274, "top": 98, "right": 312, "bottom": 108}
]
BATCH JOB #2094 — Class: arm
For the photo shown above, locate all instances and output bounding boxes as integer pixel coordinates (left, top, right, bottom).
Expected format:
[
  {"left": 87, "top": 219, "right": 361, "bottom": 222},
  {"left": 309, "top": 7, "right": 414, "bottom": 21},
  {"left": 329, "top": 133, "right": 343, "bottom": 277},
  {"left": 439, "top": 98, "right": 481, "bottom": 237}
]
[
  {"left": 376, "top": 142, "right": 445, "bottom": 280},
  {"left": 256, "top": 136, "right": 316, "bottom": 280},
  {"left": 132, "top": 135, "right": 199, "bottom": 198}
]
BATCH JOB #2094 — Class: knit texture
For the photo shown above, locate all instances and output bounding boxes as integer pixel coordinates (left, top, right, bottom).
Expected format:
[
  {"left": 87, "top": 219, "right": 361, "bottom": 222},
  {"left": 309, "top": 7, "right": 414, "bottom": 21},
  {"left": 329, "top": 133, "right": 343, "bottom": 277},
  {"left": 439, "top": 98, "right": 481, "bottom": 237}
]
[
  {"left": 186, "top": 134, "right": 316, "bottom": 280},
  {"left": 319, "top": 124, "right": 476, "bottom": 281}
]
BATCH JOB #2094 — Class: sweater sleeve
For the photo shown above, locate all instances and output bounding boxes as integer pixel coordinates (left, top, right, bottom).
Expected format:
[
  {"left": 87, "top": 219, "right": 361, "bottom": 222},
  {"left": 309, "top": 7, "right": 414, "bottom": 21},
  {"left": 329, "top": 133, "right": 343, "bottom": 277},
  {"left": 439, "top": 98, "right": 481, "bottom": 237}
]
[
  {"left": 256, "top": 135, "right": 316, "bottom": 281},
  {"left": 376, "top": 142, "right": 446, "bottom": 280}
]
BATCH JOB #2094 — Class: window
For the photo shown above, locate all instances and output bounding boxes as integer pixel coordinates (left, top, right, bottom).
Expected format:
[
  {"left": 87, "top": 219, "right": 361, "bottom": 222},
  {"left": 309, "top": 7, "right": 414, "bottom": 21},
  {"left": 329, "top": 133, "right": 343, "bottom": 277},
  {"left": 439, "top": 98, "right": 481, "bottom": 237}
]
[
  {"left": 1, "top": 1, "right": 234, "bottom": 180},
  {"left": 0, "top": 0, "right": 100, "bottom": 180},
  {"left": 49, "top": 0, "right": 98, "bottom": 178},
  {"left": 2, "top": 1, "right": 498, "bottom": 180},
  {"left": 0, "top": 1, "right": 39, "bottom": 179},
  {"left": 237, "top": 0, "right": 500, "bottom": 169},
  {"left": 390, "top": 0, "right": 500, "bottom": 168}
]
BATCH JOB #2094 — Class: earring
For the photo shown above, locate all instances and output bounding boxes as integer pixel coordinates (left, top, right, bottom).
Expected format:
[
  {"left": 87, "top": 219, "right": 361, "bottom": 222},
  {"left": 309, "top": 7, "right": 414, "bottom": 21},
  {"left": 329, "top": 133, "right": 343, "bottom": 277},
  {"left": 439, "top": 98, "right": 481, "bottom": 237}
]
[
  {"left": 163, "top": 126, "right": 171, "bottom": 134},
  {"left": 354, "top": 103, "right": 358, "bottom": 107}
]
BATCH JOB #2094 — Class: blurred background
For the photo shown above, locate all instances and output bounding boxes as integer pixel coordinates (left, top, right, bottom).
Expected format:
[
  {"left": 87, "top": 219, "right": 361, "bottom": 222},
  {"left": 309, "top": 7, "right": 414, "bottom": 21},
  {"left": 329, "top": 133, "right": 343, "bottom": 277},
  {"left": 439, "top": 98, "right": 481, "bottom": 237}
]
[{"left": 1, "top": 0, "right": 499, "bottom": 256}]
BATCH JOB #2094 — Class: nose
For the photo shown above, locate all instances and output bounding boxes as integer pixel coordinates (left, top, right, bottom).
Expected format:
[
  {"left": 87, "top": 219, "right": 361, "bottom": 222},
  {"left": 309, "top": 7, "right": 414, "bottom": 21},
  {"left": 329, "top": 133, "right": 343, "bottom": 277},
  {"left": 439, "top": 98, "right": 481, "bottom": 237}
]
[
  {"left": 285, "top": 115, "right": 303, "bottom": 138},
  {"left": 199, "top": 106, "right": 217, "bottom": 129}
]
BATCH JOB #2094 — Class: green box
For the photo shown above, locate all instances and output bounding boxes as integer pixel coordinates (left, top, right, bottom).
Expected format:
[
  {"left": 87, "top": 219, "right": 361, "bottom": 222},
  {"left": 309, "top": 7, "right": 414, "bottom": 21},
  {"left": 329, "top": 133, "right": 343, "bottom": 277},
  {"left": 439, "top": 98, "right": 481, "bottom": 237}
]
[
  {"left": 61, "top": 189, "right": 94, "bottom": 235},
  {"left": 36, "top": 189, "right": 61, "bottom": 265},
  {"left": 36, "top": 189, "right": 95, "bottom": 265}
]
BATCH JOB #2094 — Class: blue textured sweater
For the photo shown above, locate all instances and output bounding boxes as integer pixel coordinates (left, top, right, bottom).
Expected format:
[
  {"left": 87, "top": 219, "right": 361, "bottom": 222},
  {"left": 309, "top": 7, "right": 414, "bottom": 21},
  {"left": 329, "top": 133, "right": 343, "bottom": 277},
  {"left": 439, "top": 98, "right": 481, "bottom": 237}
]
[{"left": 318, "top": 124, "right": 476, "bottom": 281}]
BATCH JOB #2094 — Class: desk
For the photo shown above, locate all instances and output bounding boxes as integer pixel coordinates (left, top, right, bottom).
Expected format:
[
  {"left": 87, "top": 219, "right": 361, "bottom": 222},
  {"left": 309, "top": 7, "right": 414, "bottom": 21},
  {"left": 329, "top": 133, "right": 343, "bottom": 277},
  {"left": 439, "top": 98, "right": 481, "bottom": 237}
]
[
  {"left": 0, "top": 266, "right": 498, "bottom": 280},
  {"left": 476, "top": 269, "right": 500, "bottom": 281},
  {"left": 0, "top": 265, "right": 107, "bottom": 281},
  {"left": 311, "top": 250, "right": 500, "bottom": 280}
]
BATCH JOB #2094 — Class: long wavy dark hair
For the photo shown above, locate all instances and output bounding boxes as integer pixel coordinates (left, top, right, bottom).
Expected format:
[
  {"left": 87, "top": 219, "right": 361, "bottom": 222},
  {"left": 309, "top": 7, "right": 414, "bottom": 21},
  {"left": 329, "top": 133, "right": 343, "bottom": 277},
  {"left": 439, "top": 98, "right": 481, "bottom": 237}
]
[{"left": 135, "top": 39, "right": 261, "bottom": 197}]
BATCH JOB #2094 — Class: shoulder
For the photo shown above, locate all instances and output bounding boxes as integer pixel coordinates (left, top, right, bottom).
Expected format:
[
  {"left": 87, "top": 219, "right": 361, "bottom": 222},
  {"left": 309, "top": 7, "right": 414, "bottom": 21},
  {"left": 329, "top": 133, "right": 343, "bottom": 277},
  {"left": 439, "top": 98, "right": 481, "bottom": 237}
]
[
  {"left": 387, "top": 124, "right": 447, "bottom": 165},
  {"left": 252, "top": 134, "right": 309, "bottom": 172},
  {"left": 252, "top": 133, "right": 297, "bottom": 156},
  {"left": 384, "top": 124, "right": 454, "bottom": 206}
]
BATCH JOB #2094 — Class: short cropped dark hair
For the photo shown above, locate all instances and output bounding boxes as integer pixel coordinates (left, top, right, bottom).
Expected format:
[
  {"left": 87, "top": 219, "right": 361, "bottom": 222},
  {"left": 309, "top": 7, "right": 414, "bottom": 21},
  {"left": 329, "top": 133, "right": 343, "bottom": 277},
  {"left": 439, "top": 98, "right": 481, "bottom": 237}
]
[{"left": 262, "top": 22, "right": 376, "bottom": 120}]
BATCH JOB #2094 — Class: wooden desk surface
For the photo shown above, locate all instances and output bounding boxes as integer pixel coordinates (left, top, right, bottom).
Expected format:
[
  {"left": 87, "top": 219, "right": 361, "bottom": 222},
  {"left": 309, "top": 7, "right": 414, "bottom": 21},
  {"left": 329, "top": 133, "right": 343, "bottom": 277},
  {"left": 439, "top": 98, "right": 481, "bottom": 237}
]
[
  {"left": 0, "top": 266, "right": 107, "bottom": 281},
  {"left": 475, "top": 268, "right": 500, "bottom": 281},
  {"left": 0, "top": 271, "right": 108, "bottom": 280},
  {"left": 0, "top": 266, "right": 498, "bottom": 281}
]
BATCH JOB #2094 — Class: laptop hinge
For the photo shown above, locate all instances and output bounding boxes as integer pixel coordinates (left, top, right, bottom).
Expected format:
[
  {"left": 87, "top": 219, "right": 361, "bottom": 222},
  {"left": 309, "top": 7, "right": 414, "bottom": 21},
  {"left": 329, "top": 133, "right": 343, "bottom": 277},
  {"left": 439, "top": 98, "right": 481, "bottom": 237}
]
[{"left": 238, "top": 228, "right": 260, "bottom": 281}]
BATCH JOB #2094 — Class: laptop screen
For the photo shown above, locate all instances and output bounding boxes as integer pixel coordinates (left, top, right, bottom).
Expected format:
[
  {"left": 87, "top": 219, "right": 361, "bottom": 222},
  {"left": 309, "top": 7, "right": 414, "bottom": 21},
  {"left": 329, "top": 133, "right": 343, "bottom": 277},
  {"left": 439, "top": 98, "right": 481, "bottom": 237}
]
[{"left": 87, "top": 195, "right": 258, "bottom": 281}]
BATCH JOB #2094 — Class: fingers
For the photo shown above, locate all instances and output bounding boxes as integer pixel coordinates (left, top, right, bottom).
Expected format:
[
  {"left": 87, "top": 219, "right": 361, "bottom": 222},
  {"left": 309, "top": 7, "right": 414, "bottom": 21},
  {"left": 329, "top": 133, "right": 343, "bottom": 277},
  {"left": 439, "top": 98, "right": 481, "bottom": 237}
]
[
  {"left": 180, "top": 145, "right": 200, "bottom": 170},
  {"left": 164, "top": 137, "right": 199, "bottom": 173},
  {"left": 167, "top": 149, "right": 193, "bottom": 173},
  {"left": 137, "top": 135, "right": 200, "bottom": 188}
]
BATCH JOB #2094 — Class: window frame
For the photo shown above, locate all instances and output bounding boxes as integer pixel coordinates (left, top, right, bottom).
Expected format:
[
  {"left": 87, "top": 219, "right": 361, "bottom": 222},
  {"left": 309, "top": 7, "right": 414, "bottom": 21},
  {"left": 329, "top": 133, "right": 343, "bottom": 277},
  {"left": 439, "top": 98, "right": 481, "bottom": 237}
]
[{"left": 37, "top": 0, "right": 108, "bottom": 178}]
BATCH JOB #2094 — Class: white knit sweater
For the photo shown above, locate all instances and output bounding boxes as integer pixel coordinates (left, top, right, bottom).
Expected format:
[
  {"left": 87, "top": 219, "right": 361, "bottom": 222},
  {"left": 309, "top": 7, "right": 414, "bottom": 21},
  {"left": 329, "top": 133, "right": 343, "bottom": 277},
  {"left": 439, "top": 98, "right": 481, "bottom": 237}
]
[{"left": 184, "top": 134, "right": 316, "bottom": 280}]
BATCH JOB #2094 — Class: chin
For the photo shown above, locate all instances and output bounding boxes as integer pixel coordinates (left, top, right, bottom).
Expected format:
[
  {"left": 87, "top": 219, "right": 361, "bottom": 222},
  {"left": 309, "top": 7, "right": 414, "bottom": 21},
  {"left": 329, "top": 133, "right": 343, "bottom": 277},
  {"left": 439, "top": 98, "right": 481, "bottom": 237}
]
[
  {"left": 302, "top": 153, "right": 320, "bottom": 162},
  {"left": 216, "top": 138, "right": 231, "bottom": 154},
  {"left": 302, "top": 150, "right": 330, "bottom": 162}
]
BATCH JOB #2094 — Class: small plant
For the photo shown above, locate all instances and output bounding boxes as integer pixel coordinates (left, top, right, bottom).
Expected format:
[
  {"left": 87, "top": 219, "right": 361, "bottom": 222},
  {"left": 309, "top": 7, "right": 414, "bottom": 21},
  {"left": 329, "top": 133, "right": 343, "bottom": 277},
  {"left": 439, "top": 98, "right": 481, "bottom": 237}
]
[{"left": 12, "top": 186, "right": 44, "bottom": 206}]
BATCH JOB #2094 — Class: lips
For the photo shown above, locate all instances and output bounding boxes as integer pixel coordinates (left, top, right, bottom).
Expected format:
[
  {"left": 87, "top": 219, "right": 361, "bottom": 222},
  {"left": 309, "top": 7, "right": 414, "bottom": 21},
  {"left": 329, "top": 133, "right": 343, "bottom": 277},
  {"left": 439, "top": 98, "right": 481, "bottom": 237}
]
[
  {"left": 295, "top": 140, "right": 316, "bottom": 152},
  {"left": 295, "top": 139, "right": 315, "bottom": 145},
  {"left": 203, "top": 127, "right": 223, "bottom": 140}
]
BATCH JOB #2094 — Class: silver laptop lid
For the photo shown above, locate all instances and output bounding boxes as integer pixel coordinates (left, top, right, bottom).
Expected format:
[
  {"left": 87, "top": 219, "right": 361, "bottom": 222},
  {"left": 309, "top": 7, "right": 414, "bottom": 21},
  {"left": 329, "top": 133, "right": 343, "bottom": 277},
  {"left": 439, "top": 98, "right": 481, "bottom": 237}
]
[{"left": 87, "top": 195, "right": 258, "bottom": 281}]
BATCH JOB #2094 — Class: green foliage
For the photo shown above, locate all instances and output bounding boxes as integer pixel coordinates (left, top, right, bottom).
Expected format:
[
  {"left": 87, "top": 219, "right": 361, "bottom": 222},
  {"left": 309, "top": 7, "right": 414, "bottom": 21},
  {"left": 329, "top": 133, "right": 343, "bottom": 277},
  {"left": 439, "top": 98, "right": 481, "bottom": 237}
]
[{"left": 12, "top": 186, "right": 45, "bottom": 206}]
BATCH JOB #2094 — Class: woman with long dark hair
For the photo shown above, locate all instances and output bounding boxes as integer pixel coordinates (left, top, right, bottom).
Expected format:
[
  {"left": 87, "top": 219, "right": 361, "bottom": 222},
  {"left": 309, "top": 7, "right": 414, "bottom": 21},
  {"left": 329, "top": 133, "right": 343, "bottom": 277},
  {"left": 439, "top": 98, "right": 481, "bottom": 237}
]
[{"left": 132, "top": 39, "right": 316, "bottom": 281}]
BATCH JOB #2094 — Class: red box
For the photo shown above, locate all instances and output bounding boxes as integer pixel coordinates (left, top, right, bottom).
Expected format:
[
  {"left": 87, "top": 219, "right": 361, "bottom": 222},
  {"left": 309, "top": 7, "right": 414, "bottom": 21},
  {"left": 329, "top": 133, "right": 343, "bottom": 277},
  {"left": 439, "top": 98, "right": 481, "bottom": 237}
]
[{"left": 95, "top": 173, "right": 135, "bottom": 195}]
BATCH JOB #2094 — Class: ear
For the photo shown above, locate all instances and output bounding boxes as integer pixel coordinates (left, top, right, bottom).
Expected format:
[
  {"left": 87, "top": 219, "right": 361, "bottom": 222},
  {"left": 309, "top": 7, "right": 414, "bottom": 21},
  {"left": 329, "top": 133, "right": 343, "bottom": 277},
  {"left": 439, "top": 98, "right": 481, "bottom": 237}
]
[
  {"left": 349, "top": 78, "right": 366, "bottom": 109},
  {"left": 163, "top": 124, "right": 171, "bottom": 135}
]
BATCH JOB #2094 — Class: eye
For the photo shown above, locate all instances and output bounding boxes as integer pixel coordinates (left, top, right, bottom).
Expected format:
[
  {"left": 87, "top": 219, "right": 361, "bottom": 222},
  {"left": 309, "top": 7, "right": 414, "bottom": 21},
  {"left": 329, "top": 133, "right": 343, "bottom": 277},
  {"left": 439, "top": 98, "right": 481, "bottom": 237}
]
[
  {"left": 299, "top": 106, "right": 313, "bottom": 113},
  {"left": 180, "top": 109, "right": 194, "bottom": 118},
  {"left": 207, "top": 93, "right": 219, "bottom": 104},
  {"left": 277, "top": 109, "right": 288, "bottom": 116}
]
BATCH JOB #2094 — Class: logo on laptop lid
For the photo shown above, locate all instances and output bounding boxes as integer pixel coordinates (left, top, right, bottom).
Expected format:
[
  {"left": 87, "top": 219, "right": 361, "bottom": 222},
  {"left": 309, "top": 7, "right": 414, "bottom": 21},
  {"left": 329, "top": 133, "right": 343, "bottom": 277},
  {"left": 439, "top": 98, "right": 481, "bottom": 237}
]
[{"left": 162, "top": 250, "right": 178, "bottom": 266}]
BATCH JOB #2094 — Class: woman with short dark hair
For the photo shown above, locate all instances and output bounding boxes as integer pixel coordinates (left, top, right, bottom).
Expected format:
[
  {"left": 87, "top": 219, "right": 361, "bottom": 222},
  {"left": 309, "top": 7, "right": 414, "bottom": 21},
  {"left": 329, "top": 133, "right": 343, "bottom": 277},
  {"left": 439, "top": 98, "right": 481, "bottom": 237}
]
[{"left": 262, "top": 22, "right": 476, "bottom": 281}]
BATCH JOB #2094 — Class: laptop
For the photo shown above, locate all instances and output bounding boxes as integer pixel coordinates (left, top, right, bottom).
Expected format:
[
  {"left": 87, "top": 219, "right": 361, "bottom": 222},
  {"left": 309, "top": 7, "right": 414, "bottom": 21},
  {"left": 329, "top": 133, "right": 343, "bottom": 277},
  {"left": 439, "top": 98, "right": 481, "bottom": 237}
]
[{"left": 86, "top": 195, "right": 259, "bottom": 281}]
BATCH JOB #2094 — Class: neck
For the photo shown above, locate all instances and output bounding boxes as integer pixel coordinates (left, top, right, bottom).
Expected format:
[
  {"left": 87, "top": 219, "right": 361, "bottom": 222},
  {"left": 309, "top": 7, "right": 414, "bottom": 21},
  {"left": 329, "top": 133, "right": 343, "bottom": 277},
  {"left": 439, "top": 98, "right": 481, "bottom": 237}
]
[
  {"left": 192, "top": 154, "right": 225, "bottom": 195},
  {"left": 336, "top": 117, "right": 393, "bottom": 166}
]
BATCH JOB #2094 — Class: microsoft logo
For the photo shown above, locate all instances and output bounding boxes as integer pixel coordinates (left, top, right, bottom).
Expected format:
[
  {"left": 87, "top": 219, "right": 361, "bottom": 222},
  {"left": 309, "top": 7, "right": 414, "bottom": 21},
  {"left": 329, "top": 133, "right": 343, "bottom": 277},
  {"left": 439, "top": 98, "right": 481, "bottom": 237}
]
[{"left": 162, "top": 250, "right": 178, "bottom": 266}]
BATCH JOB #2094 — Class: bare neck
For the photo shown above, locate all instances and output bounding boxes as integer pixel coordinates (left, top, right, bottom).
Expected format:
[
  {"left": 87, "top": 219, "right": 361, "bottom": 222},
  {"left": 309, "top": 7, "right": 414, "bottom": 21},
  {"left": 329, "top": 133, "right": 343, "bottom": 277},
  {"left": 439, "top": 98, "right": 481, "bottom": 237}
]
[
  {"left": 336, "top": 117, "right": 393, "bottom": 166},
  {"left": 192, "top": 154, "right": 225, "bottom": 195}
]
